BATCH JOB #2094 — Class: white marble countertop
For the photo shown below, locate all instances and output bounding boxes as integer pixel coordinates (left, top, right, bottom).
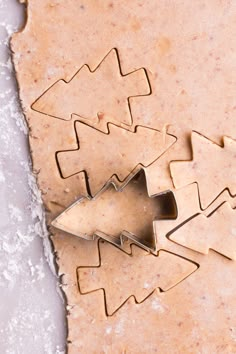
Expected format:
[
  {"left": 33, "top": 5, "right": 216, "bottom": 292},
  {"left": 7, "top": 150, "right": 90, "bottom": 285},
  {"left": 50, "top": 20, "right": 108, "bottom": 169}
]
[{"left": 0, "top": 1, "right": 65, "bottom": 352}]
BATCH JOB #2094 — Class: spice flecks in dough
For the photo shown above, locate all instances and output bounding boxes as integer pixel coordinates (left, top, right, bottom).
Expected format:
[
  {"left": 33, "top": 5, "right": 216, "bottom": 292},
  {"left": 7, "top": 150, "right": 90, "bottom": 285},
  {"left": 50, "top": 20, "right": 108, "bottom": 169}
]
[
  {"left": 32, "top": 49, "right": 151, "bottom": 131},
  {"left": 57, "top": 122, "right": 176, "bottom": 195},
  {"left": 170, "top": 132, "right": 236, "bottom": 208},
  {"left": 77, "top": 241, "right": 198, "bottom": 315},
  {"left": 11, "top": 0, "right": 236, "bottom": 352}
]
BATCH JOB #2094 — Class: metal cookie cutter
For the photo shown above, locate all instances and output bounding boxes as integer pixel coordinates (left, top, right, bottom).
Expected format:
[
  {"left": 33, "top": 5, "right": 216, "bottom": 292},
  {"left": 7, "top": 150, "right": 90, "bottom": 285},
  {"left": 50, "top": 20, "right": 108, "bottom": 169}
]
[{"left": 51, "top": 170, "right": 177, "bottom": 253}]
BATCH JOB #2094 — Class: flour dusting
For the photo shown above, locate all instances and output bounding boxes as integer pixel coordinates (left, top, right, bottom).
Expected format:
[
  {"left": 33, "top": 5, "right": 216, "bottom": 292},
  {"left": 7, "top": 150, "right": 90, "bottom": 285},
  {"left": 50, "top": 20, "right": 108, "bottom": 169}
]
[{"left": 0, "top": 1, "right": 65, "bottom": 352}]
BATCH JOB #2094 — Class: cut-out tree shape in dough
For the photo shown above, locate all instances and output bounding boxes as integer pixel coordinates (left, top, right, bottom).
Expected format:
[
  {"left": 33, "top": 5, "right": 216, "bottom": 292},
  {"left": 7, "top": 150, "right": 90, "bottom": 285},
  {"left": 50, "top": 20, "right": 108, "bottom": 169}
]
[
  {"left": 169, "top": 202, "right": 236, "bottom": 260},
  {"left": 154, "top": 184, "right": 236, "bottom": 261},
  {"left": 57, "top": 121, "right": 176, "bottom": 196},
  {"left": 32, "top": 49, "right": 150, "bottom": 132},
  {"left": 170, "top": 132, "right": 236, "bottom": 209},
  {"left": 52, "top": 171, "right": 177, "bottom": 252},
  {"left": 155, "top": 184, "right": 236, "bottom": 246},
  {"left": 154, "top": 183, "right": 202, "bottom": 245},
  {"left": 77, "top": 241, "right": 198, "bottom": 316}
]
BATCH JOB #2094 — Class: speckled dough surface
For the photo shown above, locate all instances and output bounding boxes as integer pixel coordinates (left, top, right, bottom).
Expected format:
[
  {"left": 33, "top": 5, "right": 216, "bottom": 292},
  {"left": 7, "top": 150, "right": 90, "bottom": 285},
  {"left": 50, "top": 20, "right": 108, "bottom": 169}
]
[{"left": 11, "top": 1, "right": 236, "bottom": 353}]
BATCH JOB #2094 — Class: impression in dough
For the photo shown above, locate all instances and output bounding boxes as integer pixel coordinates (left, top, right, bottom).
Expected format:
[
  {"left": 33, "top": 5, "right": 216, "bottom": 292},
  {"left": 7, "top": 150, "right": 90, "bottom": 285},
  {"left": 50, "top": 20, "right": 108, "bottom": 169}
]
[{"left": 11, "top": 1, "right": 236, "bottom": 352}]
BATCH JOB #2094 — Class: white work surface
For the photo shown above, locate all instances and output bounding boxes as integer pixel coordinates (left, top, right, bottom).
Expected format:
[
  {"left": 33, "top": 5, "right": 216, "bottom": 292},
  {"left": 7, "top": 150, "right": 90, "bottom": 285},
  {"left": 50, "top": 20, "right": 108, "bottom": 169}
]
[{"left": 0, "top": 1, "right": 66, "bottom": 352}]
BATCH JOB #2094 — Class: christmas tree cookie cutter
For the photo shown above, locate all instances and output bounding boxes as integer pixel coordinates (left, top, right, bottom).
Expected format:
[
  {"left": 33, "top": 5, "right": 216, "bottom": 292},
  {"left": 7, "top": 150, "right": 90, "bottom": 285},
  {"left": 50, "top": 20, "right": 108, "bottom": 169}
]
[{"left": 51, "top": 170, "right": 178, "bottom": 253}]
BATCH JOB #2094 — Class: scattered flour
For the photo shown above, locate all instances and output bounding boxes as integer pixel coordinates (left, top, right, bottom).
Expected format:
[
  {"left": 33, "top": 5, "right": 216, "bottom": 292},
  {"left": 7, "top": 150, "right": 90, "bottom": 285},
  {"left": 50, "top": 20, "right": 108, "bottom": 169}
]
[{"left": 0, "top": 1, "right": 66, "bottom": 353}]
